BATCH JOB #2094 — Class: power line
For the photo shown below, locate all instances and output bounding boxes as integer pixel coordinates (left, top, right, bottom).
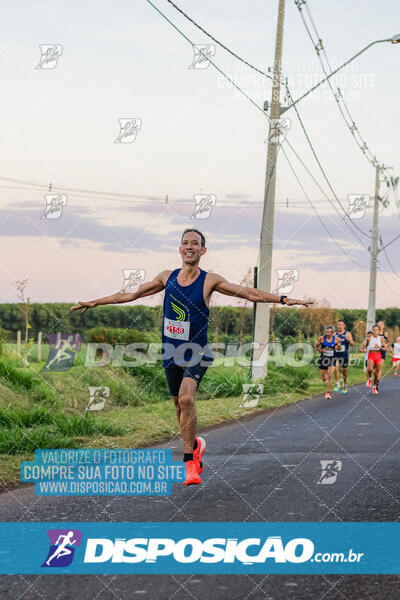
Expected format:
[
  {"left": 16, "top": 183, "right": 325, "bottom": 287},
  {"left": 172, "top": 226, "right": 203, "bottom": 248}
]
[
  {"left": 281, "top": 143, "right": 369, "bottom": 269},
  {"left": 0, "top": 180, "right": 365, "bottom": 210},
  {"left": 0, "top": 176, "right": 170, "bottom": 202},
  {"left": 165, "top": 0, "right": 273, "bottom": 80},
  {"left": 146, "top": 0, "right": 374, "bottom": 251},
  {"left": 380, "top": 230, "right": 400, "bottom": 252},
  {"left": 285, "top": 136, "right": 369, "bottom": 252},
  {"left": 285, "top": 85, "right": 371, "bottom": 244},
  {"left": 296, "top": 0, "right": 396, "bottom": 188},
  {"left": 160, "top": 0, "right": 397, "bottom": 229},
  {"left": 159, "top": 0, "right": 372, "bottom": 246},
  {"left": 0, "top": 182, "right": 260, "bottom": 208},
  {"left": 2, "top": 0, "right": 383, "bottom": 267},
  {"left": 144, "top": 0, "right": 268, "bottom": 118},
  {"left": 380, "top": 240, "right": 400, "bottom": 279}
]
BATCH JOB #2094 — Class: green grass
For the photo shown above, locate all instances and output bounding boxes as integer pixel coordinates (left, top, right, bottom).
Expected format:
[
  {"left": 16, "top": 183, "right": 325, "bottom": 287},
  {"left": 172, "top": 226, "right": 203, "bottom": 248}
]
[
  {"left": 0, "top": 346, "right": 394, "bottom": 484},
  {"left": 0, "top": 406, "right": 123, "bottom": 455},
  {"left": 201, "top": 366, "right": 251, "bottom": 397}
]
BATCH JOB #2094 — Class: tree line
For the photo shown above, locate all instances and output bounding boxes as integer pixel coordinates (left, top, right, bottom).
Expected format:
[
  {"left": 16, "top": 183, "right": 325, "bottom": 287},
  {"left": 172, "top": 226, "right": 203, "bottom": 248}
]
[{"left": 1, "top": 302, "right": 399, "bottom": 344}]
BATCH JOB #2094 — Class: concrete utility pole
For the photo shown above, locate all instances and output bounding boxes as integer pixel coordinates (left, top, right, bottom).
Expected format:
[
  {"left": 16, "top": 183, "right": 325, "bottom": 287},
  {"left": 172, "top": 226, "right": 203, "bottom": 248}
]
[
  {"left": 252, "top": 0, "right": 285, "bottom": 381},
  {"left": 366, "top": 164, "right": 381, "bottom": 331}
]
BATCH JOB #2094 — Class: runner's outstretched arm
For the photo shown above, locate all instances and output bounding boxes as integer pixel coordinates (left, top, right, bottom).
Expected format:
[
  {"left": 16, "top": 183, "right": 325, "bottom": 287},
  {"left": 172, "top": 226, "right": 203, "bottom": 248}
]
[
  {"left": 71, "top": 271, "right": 169, "bottom": 313},
  {"left": 211, "top": 274, "right": 313, "bottom": 307}
]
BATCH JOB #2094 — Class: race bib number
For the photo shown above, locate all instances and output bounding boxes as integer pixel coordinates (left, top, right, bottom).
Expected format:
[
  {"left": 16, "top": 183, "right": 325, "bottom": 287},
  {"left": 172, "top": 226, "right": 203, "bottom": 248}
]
[
  {"left": 324, "top": 348, "right": 334, "bottom": 357},
  {"left": 164, "top": 318, "right": 190, "bottom": 340}
]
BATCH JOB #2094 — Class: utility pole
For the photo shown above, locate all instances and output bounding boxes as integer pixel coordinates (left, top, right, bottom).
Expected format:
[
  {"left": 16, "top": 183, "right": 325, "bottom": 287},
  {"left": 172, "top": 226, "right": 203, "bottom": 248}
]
[
  {"left": 252, "top": 0, "right": 285, "bottom": 381},
  {"left": 366, "top": 164, "right": 381, "bottom": 331}
]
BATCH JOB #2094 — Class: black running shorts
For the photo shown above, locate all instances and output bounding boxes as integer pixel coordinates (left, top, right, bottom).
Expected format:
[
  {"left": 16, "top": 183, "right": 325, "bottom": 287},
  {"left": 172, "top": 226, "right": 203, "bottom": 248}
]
[
  {"left": 318, "top": 354, "right": 336, "bottom": 370},
  {"left": 164, "top": 363, "right": 209, "bottom": 396},
  {"left": 335, "top": 355, "right": 349, "bottom": 368}
]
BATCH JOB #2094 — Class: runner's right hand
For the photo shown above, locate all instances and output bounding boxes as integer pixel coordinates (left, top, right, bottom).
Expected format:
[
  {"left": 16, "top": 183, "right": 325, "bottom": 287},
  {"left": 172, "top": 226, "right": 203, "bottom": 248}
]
[{"left": 71, "top": 301, "right": 96, "bottom": 313}]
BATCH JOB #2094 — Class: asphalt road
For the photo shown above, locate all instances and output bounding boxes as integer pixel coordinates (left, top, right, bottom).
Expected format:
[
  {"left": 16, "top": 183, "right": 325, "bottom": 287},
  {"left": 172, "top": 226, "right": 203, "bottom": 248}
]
[{"left": 1, "top": 375, "right": 400, "bottom": 599}]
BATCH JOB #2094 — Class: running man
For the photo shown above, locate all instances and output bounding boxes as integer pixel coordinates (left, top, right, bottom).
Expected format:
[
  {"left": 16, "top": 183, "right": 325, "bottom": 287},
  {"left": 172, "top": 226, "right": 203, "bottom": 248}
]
[
  {"left": 315, "top": 325, "right": 341, "bottom": 400},
  {"left": 72, "top": 228, "right": 312, "bottom": 485},
  {"left": 333, "top": 320, "right": 354, "bottom": 394},
  {"left": 43, "top": 335, "right": 79, "bottom": 371},
  {"left": 361, "top": 324, "right": 387, "bottom": 394},
  {"left": 46, "top": 531, "right": 77, "bottom": 566},
  {"left": 391, "top": 336, "right": 400, "bottom": 377}
]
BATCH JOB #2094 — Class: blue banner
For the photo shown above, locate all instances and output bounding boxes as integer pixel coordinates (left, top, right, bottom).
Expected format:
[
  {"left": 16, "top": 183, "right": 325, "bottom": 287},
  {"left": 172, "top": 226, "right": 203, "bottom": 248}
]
[
  {"left": 0, "top": 522, "right": 398, "bottom": 574},
  {"left": 20, "top": 449, "right": 185, "bottom": 496}
]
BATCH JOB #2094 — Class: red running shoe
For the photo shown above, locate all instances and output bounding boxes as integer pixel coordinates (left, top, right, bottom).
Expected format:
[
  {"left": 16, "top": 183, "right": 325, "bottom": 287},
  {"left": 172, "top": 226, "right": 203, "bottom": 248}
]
[
  {"left": 366, "top": 378, "right": 372, "bottom": 388},
  {"left": 372, "top": 386, "right": 379, "bottom": 395},
  {"left": 193, "top": 436, "right": 206, "bottom": 474},
  {"left": 184, "top": 460, "right": 201, "bottom": 485}
]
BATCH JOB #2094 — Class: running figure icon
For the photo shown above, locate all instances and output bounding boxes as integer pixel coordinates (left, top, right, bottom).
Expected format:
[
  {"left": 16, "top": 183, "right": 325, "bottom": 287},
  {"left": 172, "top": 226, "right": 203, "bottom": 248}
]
[{"left": 45, "top": 531, "right": 77, "bottom": 566}]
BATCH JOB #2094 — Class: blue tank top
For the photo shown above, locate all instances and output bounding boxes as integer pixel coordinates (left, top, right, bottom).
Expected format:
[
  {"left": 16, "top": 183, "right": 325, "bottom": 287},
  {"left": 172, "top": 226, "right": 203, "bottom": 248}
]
[
  {"left": 162, "top": 268, "right": 213, "bottom": 368},
  {"left": 335, "top": 331, "right": 349, "bottom": 356},
  {"left": 321, "top": 335, "right": 335, "bottom": 357}
]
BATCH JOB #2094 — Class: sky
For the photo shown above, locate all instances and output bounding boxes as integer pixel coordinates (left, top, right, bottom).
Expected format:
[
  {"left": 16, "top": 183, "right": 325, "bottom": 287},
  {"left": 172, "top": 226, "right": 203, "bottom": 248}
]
[{"left": 0, "top": 0, "right": 399, "bottom": 309}]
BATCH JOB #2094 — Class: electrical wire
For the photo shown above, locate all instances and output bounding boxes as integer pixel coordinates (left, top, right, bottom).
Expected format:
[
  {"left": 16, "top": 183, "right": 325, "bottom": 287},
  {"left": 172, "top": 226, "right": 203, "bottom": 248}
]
[
  {"left": 380, "top": 242, "right": 400, "bottom": 279},
  {"left": 161, "top": 0, "right": 373, "bottom": 245},
  {"left": 0, "top": 180, "right": 359, "bottom": 210},
  {"left": 285, "top": 85, "right": 371, "bottom": 244},
  {"left": 296, "top": 0, "right": 396, "bottom": 188},
  {"left": 165, "top": 0, "right": 273, "bottom": 80},
  {"left": 1, "top": 0, "right": 382, "bottom": 270},
  {"left": 144, "top": 0, "right": 269, "bottom": 118},
  {"left": 380, "top": 231, "right": 400, "bottom": 252},
  {"left": 285, "top": 137, "right": 369, "bottom": 252},
  {"left": 281, "top": 143, "right": 369, "bottom": 269}
]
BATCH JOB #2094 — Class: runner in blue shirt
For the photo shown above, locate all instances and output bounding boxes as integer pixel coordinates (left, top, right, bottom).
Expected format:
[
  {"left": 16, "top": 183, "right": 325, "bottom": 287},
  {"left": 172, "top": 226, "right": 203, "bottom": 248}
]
[
  {"left": 315, "top": 326, "right": 341, "bottom": 400},
  {"left": 333, "top": 319, "right": 354, "bottom": 394},
  {"left": 72, "top": 229, "right": 313, "bottom": 485}
]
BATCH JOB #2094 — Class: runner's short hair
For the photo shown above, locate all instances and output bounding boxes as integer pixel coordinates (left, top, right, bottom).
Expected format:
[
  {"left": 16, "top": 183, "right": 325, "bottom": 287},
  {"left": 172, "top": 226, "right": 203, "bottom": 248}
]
[
  {"left": 326, "top": 325, "right": 334, "bottom": 331},
  {"left": 181, "top": 228, "right": 206, "bottom": 247},
  {"left": 372, "top": 324, "right": 379, "bottom": 329}
]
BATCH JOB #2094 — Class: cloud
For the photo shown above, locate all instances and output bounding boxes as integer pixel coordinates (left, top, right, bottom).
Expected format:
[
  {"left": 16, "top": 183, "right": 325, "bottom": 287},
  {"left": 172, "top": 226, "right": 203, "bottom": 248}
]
[{"left": 0, "top": 203, "right": 398, "bottom": 275}]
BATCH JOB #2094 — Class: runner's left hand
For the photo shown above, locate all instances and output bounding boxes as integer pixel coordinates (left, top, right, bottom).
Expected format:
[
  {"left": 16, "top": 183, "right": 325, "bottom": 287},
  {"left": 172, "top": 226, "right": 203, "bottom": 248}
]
[{"left": 284, "top": 298, "right": 314, "bottom": 307}]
